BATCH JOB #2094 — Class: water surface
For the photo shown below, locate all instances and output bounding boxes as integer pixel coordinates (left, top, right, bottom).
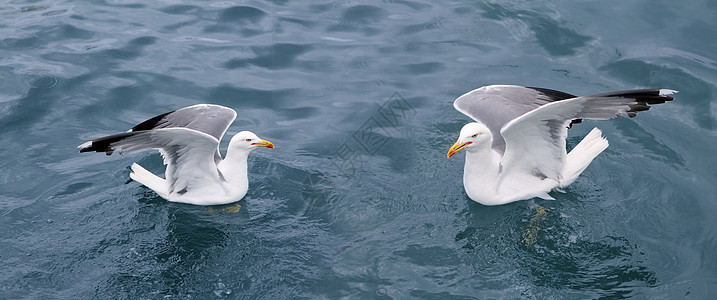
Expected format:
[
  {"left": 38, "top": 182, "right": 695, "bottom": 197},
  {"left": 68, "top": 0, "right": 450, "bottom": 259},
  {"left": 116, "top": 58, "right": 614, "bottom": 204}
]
[{"left": 1, "top": 0, "right": 716, "bottom": 298}]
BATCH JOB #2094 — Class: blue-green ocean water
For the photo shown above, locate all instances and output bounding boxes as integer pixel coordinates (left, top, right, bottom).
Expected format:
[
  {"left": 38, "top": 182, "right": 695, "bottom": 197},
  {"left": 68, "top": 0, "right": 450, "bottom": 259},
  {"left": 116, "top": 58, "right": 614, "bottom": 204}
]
[{"left": 1, "top": 0, "right": 716, "bottom": 298}]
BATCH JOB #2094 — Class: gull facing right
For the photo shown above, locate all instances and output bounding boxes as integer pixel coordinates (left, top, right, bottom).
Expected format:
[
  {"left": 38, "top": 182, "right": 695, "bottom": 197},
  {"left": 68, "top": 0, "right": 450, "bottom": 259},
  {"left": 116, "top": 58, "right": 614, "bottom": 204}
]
[
  {"left": 79, "top": 104, "right": 274, "bottom": 206},
  {"left": 447, "top": 85, "right": 677, "bottom": 206}
]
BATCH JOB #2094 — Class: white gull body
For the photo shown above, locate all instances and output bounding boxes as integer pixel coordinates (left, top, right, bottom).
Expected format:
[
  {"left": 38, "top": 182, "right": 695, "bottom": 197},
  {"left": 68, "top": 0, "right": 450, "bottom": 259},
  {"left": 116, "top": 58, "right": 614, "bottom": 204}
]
[
  {"left": 79, "top": 104, "right": 274, "bottom": 205},
  {"left": 447, "top": 85, "right": 677, "bottom": 206}
]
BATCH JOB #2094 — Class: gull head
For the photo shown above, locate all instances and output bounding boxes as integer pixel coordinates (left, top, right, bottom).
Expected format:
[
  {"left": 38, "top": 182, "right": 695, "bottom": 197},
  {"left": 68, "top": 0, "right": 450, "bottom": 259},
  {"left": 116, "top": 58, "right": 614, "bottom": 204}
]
[
  {"left": 447, "top": 122, "right": 491, "bottom": 158},
  {"left": 229, "top": 131, "right": 274, "bottom": 153}
]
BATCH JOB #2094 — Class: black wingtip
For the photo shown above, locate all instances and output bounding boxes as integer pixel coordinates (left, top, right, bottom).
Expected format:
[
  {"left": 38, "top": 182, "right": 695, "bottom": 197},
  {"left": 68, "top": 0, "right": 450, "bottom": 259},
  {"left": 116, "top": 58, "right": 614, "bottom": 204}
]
[
  {"left": 527, "top": 87, "right": 578, "bottom": 101},
  {"left": 592, "top": 89, "right": 676, "bottom": 103},
  {"left": 131, "top": 110, "right": 174, "bottom": 132},
  {"left": 79, "top": 141, "right": 115, "bottom": 155},
  {"left": 590, "top": 88, "right": 676, "bottom": 118},
  {"left": 78, "top": 132, "right": 138, "bottom": 155}
]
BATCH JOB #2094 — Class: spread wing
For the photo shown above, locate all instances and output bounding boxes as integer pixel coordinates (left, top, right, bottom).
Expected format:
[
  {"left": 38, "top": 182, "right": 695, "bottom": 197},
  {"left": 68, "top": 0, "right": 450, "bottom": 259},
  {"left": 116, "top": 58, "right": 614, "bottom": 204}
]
[
  {"left": 496, "top": 89, "right": 676, "bottom": 192},
  {"left": 130, "top": 104, "right": 237, "bottom": 141},
  {"left": 453, "top": 85, "right": 577, "bottom": 154},
  {"left": 80, "top": 104, "right": 237, "bottom": 162},
  {"left": 81, "top": 127, "right": 222, "bottom": 194}
]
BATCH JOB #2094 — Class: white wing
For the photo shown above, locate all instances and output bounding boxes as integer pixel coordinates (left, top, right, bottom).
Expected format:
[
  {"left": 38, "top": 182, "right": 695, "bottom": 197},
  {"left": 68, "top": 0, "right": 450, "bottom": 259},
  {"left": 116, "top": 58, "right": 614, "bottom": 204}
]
[
  {"left": 101, "top": 128, "right": 222, "bottom": 195},
  {"left": 453, "top": 85, "right": 577, "bottom": 154},
  {"left": 129, "top": 104, "right": 237, "bottom": 141},
  {"left": 496, "top": 89, "right": 677, "bottom": 193},
  {"left": 453, "top": 85, "right": 676, "bottom": 155},
  {"left": 129, "top": 104, "right": 237, "bottom": 162},
  {"left": 80, "top": 104, "right": 237, "bottom": 161}
]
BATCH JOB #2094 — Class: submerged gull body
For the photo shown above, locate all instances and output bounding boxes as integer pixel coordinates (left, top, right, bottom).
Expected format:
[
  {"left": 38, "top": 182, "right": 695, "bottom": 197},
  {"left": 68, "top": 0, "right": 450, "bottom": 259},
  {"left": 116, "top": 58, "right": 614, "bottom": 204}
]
[
  {"left": 447, "top": 85, "right": 676, "bottom": 206},
  {"left": 79, "top": 104, "right": 274, "bottom": 205}
]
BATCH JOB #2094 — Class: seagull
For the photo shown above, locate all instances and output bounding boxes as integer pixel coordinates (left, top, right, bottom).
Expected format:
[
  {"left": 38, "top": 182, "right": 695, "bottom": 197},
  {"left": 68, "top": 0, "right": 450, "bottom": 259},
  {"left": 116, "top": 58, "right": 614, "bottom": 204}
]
[
  {"left": 79, "top": 104, "right": 274, "bottom": 205},
  {"left": 447, "top": 85, "right": 676, "bottom": 206}
]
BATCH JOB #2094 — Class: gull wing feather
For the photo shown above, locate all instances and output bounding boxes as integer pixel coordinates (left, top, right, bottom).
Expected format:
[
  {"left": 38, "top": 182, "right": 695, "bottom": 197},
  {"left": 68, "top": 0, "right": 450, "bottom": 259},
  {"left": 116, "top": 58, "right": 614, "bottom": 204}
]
[
  {"left": 497, "top": 89, "right": 677, "bottom": 194},
  {"left": 89, "top": 128, "right": 221, "bottom": 195},
  {"left": 80, "top": 104, "right": 236, "bottom": 162},
  {"left": 130, "top": 104, "right": 236, "bottom": 162},
  {"left": 453, "top": 85, "right": 576, "bottom": 154}
]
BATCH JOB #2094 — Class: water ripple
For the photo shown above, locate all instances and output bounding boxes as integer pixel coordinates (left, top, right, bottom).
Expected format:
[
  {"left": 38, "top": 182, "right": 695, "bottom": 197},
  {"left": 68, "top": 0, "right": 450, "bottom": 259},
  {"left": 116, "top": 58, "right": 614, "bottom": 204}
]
[{"left": 0, "top": 0, "right": 715, "bottom": 298}]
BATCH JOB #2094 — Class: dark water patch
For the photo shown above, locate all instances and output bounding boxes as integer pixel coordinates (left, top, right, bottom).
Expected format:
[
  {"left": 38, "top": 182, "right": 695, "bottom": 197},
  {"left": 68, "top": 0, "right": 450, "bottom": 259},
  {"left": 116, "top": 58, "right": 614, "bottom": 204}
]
[
  {"left": 376, "top": 44, "right": 401, "bottom": 55},
  {"left": 85, "top": 205, "right": 230, "bottom": 298},
  {"left": 531, "top": 19, "right": 592, "bottom": 56},
  {"left": 391, "top": 0, "right": 432, "bottom": 11},
  {"left": 300, "top": 172, "right": 338, "bottom": 211},
  {"left": 279, "top": 17, "right": 315, "bottom": 29},
  {"left": 600, "top": 59, "right": 714, "bottom": 130},
  {"left": 103, "top": 49, "right": 138, "bottom": 60},
  {"left": 398, "top": 18, "right": 443, "bottom": 35},
  {"left": 611, "top": 118, "right": 686, "bottom": 167},
  {"left": 409, "top": 290, "right": 475, "bottom": 299},
  {"left": 161, "top": 208, "right": 229, "bottom": 257},
  {"left": 379, "top": 136, "right": 419, "bottom": 174},
  {"left": 24, "top": 73, "right": 59, "bottom": 89},
  {"left": 516, "top": 210, "right": 658, "bottom": 298},
  {"left": 203, "top": 22, "right": 269, "bottom": 36},
  {"left": 136, "top": 192, "right": 169, "bottom": 205},
  {"left": 74, "top": 72, "right": 211, "bottom": 125},
  {"left": 120, "top": 72, "right": 204, "bottom": 100},
  {"left": 341, "top": 5, "right": 386, "bottom": 25},
  {"left": 266, "top": 0, "right": 289, "bottom": 5},
  {"left": 160, "top": 4, "right": 202, "bottom": 15},
  {"left": 84, "top": 84, "right": 153, "bottom": 116},
  {"left": 55, "top": 182, "right": 94, "bottom": 197},
  {"left": 328, "top": 5, "right": 386, "bottom": 35},
  {"left": 479, "top": 2, "right": 513, "bottom": 21},
  {"left": 308, "top": 3, "right": 332, "bottom": 14},
  {"left": 222, "top": 58, "right": 250, "bottom": 69},
  {"left": 129, "top": 36, "right": 157, "bottom": 47},
  {"left": 394, "top": 244, "right": 463, "bottom": 266},
  {"left": 42, "top": 9, "right": 66, "bottom": 16},
  {"left": 455, "top": 201, "right": 658, "bottom": 298},
  {"left": 293, "top": 59, "right": 334, "bottom": 72},
  {"left": 277, "top": 106, "right": 318, "bottom": 119},
  {"left": 86, "top": 36, "right": 158, "bottom": 62},
  {"left": 252, "top": 43, "right": 311, "bottom": 70},
  {"left": 523, "top": 236, "right": 657, "bottom": 298},
  {"left": 223, "top": 43, "right": 312, "bottom": 70},
  {"left": 430, "top": 39, "right": 500, "bottom": 52},
  {"left": 0, "top": 36, "right": 45, "bottom": 50},
  {"left": 45, "top": 24, "right": 95, "bottom": 40},
  {"left": 96, "top": 1, "right": 145, "bottom": 9},
  {"left": 680, "top": 22, "right": 717, "bottom": 55},
  {"left": 478, "top": 3, "right": 592, "bottom": 56},
  {"left": 21, "top": 6, "right": 49, "bottom": 13},
  {"left": 240, "top": 28, "right": 265, "bottom": 37},
  {"left": 249, "top": 160, "right": 339, "bottom": 221},
  {"left": 32, "top": 24, "right": 95, "bottom": 44},
  {"left": 0, "top": 80, "right": 62, "bottom": 131},
  {"left": 160, "top": 19, "right": 201, "bottom": 33},
  {"left": 207, "top": 85, "right": 295, "bottom": 111},
  {"left": 401, "top": 62, "right": 444, "bottom": 74},
  {"left": 219, "top": 6, "right": 267, "bottom": 24},
  {"left": 348, "top": 56, "right": 371, "bottom": 69}
]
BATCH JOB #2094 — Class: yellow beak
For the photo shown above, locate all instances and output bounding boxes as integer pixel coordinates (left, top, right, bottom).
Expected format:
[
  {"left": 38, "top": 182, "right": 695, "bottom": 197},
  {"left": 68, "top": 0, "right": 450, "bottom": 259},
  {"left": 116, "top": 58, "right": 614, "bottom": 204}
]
[
  {"left": 447, "top": 140, "right": 471, "bottom": 158},
  {"left": 252, "top": 139, "right": 274, "bottom": 148}
]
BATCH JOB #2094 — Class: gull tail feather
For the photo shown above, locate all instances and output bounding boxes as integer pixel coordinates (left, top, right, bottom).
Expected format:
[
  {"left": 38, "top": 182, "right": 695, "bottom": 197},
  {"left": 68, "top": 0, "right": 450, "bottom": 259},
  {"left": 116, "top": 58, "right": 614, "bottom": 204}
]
[
  {"left": 130, "top": 163, "right": 170, "bottom": 199},
  {"left": 561, "top": 127, "right": 609, "bottom": 187}
]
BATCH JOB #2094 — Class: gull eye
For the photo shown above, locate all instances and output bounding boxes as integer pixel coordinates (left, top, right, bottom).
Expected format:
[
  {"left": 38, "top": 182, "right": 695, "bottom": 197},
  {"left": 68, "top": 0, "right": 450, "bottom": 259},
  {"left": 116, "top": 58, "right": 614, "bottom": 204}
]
[
  {"left": 471, "top": 134, "right": 478, "bottom": 138},
  {"left": 245, "top": 138, "right": 252, "bottom": 142}
]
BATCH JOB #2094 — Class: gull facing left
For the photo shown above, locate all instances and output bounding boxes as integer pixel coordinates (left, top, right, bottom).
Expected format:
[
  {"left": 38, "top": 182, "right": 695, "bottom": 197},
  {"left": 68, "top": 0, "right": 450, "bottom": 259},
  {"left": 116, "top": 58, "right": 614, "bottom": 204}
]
[
  {"left": 447, "top": 85, "right": 676, "bottom": 206},
  {"left": 79, "top": 104, "right": 274, "bottom": 205}
]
